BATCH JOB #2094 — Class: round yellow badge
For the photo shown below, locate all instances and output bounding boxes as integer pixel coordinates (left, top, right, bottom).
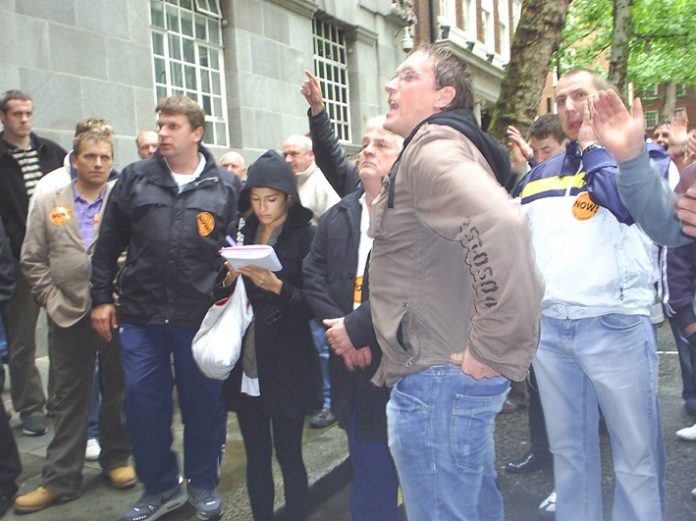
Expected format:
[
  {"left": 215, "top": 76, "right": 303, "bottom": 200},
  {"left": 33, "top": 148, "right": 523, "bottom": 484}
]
[
  {"left": 197, "top": 211, "right": 215, "bottom": 237},
  {"left": 571, "top": 192, "right": 600, "bottom": 220},
  {"left": 49, "top": 206, "right": 73, "bottom": 225}
]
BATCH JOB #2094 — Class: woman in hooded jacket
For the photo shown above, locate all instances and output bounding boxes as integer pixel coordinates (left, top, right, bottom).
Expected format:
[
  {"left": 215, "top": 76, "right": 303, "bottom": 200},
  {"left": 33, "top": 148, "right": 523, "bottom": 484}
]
[{"left": 221, "top": 150, "right": 321, "bottom": 521}]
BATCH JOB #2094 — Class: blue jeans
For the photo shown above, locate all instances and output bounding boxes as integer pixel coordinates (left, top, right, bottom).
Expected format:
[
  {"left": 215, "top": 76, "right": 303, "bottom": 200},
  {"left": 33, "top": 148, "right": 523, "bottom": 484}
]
[
  {"left": 87, "top": 359, "right": 100, "bottom": 439},
  {"left": 309, "top": 319, "right": 331, "bottom": 408},
  {"left": 119, "top": 324, "right": 227, "bottom": 494},
  {"left": 533, "top": 314, "right": 665, "bottom": 521},
  {"left": 386, "top": 365, "right": 509, "bottom": 521}
]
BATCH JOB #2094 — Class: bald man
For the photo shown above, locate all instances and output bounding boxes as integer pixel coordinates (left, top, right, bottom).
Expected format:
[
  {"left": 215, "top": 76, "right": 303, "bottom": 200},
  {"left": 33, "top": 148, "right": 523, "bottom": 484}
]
[
  {"left": 219, "top": 151, "right": 246, "bottom": 180},
  {"left": 135, "top": 130, "right": 159, "bottom": 160}
]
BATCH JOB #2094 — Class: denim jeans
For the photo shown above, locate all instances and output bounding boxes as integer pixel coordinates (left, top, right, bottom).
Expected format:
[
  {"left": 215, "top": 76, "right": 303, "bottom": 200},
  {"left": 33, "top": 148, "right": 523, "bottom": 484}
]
[
  {"left": 386, "top": 365, "right": 509, "bottom": 521},
  {"left": 309, "top": 319, "right": 331, "bottom": 408},
  {"left": 533, "top": 314, "right": 665, "bottom": 521}
]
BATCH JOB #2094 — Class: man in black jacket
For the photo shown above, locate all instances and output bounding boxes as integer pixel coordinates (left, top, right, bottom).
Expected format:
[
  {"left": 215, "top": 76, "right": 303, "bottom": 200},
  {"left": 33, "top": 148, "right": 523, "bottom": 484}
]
[
  {"left": 0, "top": 218, "right": 22, "bottom": 518},
  {"left": 90, "top": 95, "right": 240, "bottom": 521},
  {"left": 302, "top": 71, "right": 403, "bottom": 521},
  {"left": 0, "top": 90, "right": 66, "bottom": 436}
]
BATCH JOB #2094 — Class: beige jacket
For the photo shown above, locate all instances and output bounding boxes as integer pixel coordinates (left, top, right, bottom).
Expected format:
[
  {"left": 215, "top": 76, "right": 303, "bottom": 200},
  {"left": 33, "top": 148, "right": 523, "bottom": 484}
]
[
  {"left": 21, "top": 182, "right": 113, "bottom": 328},
  {"left": 368, "top": 123, "right": 543, "bottom": 386}
]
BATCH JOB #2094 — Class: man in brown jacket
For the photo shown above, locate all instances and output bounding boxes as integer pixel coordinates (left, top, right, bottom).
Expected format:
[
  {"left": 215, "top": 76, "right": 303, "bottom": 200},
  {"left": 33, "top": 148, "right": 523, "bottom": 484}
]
[
  {"left": 368, "top": 44, "right": 543, "bottom": 520},
  {"left": 16, "top": 130, "right": 134, "bottom": 514}
]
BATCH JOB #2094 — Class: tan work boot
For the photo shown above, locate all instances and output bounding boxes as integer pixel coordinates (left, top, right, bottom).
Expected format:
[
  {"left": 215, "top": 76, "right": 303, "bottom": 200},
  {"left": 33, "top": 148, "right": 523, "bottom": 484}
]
[
  {"left": 13, "top": 486, "right": 75, "bottom": 514},
  {"left": 105, "top": 466, "right": 137, "bottom": 489}
]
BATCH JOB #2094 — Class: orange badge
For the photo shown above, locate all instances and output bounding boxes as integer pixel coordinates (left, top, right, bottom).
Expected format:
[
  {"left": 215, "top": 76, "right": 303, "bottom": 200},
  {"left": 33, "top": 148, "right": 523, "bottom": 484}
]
[
  {"left": 197, "top": 211, "right": 215, "bottom": 237},
  {"left": 93, "top": 213, "right": 100, "bottom": 229},
  {"left": 49, "top": 206, "right": 73, "bottom": 226},
  {"left": 571, "top": 192, "right": 600, "bottom": 220}
]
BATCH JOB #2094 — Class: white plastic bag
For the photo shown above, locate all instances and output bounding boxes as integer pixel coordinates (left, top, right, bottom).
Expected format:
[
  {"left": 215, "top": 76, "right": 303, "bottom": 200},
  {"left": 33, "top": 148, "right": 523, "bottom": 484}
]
[{"left": 192, "top": 276, "right": 253, "bottom": 380}]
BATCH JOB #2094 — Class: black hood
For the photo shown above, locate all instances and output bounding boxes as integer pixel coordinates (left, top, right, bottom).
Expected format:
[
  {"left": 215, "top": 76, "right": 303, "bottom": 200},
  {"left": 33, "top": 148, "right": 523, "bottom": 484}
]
[
  {"left": 388, "top": 108, "right": 513, "bottom": 207},
  {"left": 239, "top": 149, "right": 313, "bottom": 221}
]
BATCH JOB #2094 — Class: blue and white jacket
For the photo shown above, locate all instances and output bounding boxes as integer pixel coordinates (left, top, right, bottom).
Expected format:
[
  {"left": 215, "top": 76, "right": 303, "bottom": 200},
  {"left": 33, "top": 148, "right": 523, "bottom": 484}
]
[{"left": 517, "top": 141, "right": 671, "bottom": 319}]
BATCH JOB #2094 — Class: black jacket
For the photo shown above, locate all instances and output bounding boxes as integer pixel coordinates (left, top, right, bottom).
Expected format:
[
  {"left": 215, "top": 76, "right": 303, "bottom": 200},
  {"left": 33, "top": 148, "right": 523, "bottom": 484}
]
[
  {"left": 303, "top": 189, "right": 388, "bottom": 441},
  {"left": 0, "top": 132, "right": 67, "bottom": 258},
  {"left": 90, "top": 147, "right": 241, "bottom": 328},
  {"left": 308, "top": 109, "right": 360, "bottom": 198},
  {"left": 0, "top": 219, "right": 15, "bottom": 304},
  {"left": 222, "top": 150, "right": 322, "bottom": 418}
]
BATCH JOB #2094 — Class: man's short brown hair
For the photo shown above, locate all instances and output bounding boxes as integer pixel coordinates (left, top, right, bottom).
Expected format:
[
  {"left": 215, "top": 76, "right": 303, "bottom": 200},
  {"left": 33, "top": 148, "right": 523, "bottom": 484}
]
[
  {"left": 560, "top": 68, "right": 619, "bottom": 94},
  {"left": 410, "top": 44, "right": 474, "bottom": 111},
  {"left": 0, "top": 90, "right": 32, "bottom": 113},
  {"left": 530, "top": 114, "right": 565, "bottom": 144},
  {"left": 73, "top": 130, "right": 113, "bottom": 157},
  {"left": 156, "top": 95, "right": 205, "bottom": 134},
  {"left": 74, "top": 118, "right": 113, "bottom": 137}
]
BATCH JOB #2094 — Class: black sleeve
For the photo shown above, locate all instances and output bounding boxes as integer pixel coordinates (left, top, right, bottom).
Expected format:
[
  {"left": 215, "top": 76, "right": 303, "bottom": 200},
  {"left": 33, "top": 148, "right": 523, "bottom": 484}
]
[
  {"left": 90, "top": 173, "right": 132, "bottom": 306},
  {"left": 343, "top": 302, "right": 378, "bottom": 351},
  {"left": 308, "top": 109, "right": 360, "bottom": 198},
  {"left": 303, "top": 213, "right": 345, "bottom": 321},
  {"left": 0, "top": 218, "right": 15, "bottom": 304}
]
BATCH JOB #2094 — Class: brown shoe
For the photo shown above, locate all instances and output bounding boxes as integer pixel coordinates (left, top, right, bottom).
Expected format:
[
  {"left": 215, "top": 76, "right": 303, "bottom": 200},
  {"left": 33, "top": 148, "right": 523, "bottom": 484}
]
[
  {"left": 13, "top": 486, "right": 75, "bottom": 514},
  {"left": 106, "top": 466, "right": 137, "bottom": 489}
]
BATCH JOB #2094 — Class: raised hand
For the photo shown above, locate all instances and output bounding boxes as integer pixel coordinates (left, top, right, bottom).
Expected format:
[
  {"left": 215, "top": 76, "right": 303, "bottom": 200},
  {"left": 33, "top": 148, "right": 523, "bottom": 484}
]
[
  {"left": 590, "top": 90, "right": 645, "bottom": 163},
  {"left": 300, "top": 70, "right": 325, "bottom": 116}
]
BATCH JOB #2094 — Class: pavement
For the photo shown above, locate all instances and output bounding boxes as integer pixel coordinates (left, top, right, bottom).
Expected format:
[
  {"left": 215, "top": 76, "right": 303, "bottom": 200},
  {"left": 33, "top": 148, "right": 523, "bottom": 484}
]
[
  {"left": 2, "top": 311, "right": 351, "bottom": 521},
  {"left": 3, "top": 317, "right": 696, "bottom": 520}
]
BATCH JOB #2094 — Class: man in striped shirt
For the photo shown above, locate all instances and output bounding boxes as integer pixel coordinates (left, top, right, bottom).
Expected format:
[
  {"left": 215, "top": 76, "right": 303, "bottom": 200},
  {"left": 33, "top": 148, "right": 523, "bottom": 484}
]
[{"left": 0, "top": 90, "right": 66, "bottom": 436}]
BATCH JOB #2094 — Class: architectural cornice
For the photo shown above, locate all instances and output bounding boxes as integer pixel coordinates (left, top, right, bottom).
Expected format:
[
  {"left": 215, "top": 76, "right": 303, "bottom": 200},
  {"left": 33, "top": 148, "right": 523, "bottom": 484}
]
[
  {"left": 353, "top": 26, "right": 378, "bottom": 45},
  {"left": 268, "top": 0, "right": 318, "bottom": 18}
]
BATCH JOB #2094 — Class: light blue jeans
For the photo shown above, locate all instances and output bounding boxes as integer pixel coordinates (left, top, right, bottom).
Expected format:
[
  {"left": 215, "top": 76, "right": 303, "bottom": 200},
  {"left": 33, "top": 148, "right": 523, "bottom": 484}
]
[
  {"left": 386, "top": 365, "right": 509, "bottom": 521},
  {"left": 533, "top": 314, "right": 665, "bottom": 521}
]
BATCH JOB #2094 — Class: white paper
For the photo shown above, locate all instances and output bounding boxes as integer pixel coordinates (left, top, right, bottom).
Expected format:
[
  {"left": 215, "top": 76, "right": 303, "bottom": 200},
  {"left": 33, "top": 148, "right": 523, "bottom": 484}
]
[{"left": 220, "top": 245, "right": 282, "bottom": 271}]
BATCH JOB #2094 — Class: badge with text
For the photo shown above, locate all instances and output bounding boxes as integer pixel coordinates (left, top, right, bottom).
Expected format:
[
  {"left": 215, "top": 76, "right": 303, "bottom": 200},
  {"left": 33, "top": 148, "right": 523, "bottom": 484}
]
[
  {"left": 571, "top": 192, "right": 599, "bottom": 220},
  {"left": 197, "top": 211, "right": 215, "bottom": 237},
  {"left": 353, "top": 275, "right": 363, "bottom": 305},
  {"left": 49, "top": 206, "right": 73, "bottom": 226}
]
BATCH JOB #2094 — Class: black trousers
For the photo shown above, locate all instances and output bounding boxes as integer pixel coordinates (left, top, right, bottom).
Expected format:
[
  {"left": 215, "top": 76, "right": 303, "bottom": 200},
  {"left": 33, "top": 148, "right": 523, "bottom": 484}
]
[
  {"left": 236, "top": 394, "right": 308, "bottom": 521},
  {"left": 0, "top": 398, "right": 21, "bottom": 498}
]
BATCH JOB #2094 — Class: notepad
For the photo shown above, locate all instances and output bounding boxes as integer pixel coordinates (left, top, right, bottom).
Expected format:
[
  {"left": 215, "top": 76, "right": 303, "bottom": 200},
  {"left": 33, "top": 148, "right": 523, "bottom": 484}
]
[{"left": 219, "top": 245, "right": 283, "bottom": 271}]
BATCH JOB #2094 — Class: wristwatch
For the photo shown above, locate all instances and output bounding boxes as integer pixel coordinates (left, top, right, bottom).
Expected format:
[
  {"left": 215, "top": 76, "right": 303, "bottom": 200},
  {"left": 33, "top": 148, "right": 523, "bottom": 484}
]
[{"left": 582, "top": 143, "right": 602, "bottom": 156}]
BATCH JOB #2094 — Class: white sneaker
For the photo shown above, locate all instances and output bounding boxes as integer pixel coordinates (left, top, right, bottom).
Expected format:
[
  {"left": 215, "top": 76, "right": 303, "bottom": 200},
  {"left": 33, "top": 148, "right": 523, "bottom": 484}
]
[
  {"left": 538, "top": 490, "right": 556, "bottom": 520},
  {"left": 85, "top": 438, "right": 101, "bottom": 461},
  {"left": 676, "top": 423, "right": 696, "bottom": 441}
]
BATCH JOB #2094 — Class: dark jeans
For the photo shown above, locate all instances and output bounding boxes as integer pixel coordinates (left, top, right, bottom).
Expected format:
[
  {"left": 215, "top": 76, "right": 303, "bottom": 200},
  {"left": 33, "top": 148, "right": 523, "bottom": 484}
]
[
  {"left": 0, "top": 399, "right": 21, "bottom": 498},
  {"left": 669, "top": 319, "right": 696, "bottom": 406},
  {"left": 347, "top": 406, "right": 398, "bottom": 521},
  {"left": 119, "top": 324, "right": 227, "bottom": 495},
  {"left": 236, "top": 394, "right": 308, "bottom": 521},
  {"left": 528, "top": 366, "right": 550, "bottom": 456}
]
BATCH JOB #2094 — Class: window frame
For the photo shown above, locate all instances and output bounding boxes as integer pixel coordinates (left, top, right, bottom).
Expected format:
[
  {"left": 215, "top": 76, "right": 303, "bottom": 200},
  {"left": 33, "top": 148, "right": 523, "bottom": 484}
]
[
  {"left": 644, "top": 110, "right": 659, "bottom": 129},
  {"left": 149, "top": 0, "right": 229, "bottom": 147},
  {"left": 312, "top": 18, "right": 352, "bottom": 143}
]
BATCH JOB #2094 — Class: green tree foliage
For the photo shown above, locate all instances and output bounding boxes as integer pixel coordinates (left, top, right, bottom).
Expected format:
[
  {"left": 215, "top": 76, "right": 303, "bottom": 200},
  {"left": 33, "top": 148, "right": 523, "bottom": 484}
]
[{"left": 557, "top": 0, "right": 696, "bottom": 91}]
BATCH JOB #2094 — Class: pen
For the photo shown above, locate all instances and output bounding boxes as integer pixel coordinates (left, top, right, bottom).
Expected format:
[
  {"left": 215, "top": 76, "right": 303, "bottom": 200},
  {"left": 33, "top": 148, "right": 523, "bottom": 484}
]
[{"left": 226, "top": 235, "right": 237, "bottom": 246}]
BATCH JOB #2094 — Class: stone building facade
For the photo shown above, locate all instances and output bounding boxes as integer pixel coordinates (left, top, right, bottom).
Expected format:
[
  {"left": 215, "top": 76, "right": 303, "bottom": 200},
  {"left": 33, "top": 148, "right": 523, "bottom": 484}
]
[{"left": 0, "top": 0, "right": 412, "bottom": 169}]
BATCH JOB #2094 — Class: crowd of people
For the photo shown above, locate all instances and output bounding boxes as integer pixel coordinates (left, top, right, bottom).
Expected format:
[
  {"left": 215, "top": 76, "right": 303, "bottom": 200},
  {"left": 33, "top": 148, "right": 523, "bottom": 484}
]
[{"left": 1, "top": 42, "right": 696, "bottom": 521}]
